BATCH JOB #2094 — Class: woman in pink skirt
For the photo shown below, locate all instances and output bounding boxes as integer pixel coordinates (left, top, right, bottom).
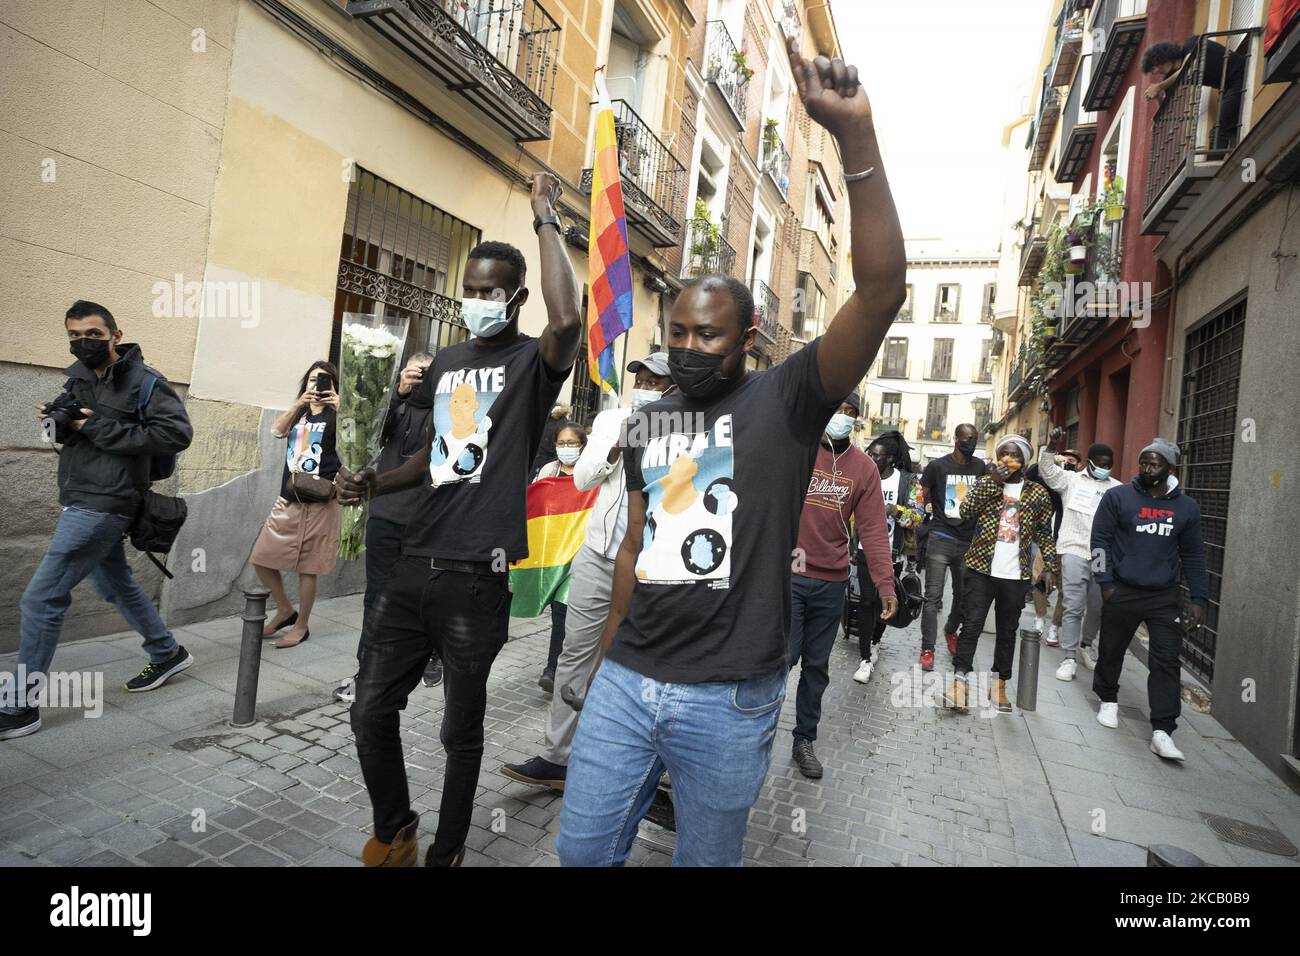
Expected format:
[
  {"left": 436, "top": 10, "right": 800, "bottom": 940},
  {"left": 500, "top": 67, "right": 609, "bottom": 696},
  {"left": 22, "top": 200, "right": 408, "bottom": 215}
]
[{"left": 250, "top": 360, "right": 342, "bottom": 649}]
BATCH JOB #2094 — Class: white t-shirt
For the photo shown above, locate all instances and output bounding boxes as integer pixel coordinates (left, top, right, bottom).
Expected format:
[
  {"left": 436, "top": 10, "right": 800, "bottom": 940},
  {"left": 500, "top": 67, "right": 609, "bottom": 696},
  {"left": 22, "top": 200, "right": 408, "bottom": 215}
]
[
  {"left": 879, "top": 469, "right": 901, "bottom": 539},
  {"left": 990, "top": 481, "right": 1025, "bottom": 580}
]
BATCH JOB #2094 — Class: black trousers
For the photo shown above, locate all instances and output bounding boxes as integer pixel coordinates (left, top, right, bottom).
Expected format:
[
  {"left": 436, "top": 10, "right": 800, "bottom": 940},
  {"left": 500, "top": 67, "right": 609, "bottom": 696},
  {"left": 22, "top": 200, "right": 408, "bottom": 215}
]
[
  {"left": 362, "top": 516, "right": 406, "bottom": 620},
  {"left": 546, "top": 602, "right": 567, "bottom": 673},
  {"left": 954, "top": 569, "right": 1027, "bottom": 679},
  {"left": 1092, "top": 583, "right": 1185, "bottom": 734},
  {"left": 858, "top": 570, "right": 888, "bottom": 662},
  {"left": 351, "top": 556, "right": 509, "bottom": 862}
]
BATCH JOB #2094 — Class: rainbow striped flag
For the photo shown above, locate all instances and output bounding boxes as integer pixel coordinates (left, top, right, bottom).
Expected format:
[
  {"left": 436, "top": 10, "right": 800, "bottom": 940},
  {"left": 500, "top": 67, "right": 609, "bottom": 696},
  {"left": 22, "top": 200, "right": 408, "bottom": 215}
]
[
  {"left": 508, "top": 476, "right": 599, "bottom": 617},
  {"left": 586, "top": 74, "right": 635, "bottom": 394}
]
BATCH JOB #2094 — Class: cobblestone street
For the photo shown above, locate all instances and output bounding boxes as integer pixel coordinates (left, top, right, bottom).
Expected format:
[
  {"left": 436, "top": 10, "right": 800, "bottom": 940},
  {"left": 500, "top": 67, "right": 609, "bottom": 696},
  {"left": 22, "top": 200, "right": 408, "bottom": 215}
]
[{"left": 2, "top": 592, "right": 1299, "bottom": 867}]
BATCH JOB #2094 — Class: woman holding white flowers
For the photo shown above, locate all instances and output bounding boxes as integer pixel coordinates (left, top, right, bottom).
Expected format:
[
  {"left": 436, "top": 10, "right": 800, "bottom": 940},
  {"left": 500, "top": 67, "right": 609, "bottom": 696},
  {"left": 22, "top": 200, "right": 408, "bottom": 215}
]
[{"left": 250, "top": 360, "right": 342, "bottom": 649}]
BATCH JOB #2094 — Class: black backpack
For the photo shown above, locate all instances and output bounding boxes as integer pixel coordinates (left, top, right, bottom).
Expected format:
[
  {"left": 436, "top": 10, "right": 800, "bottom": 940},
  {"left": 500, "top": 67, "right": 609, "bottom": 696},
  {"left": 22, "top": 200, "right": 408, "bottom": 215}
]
[
  {"left": 128, "top": 373, "right": 185, "bottom": 577},
  {"left": 886, "top": 561, "right": 924, "bottom": 629}
]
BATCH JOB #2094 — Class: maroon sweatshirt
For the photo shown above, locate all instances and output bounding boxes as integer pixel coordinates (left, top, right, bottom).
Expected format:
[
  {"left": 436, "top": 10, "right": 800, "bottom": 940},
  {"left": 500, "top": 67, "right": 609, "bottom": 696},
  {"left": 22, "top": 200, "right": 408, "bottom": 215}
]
[{"left": 796, "top": 439, "right": 895, "bottom": 596}]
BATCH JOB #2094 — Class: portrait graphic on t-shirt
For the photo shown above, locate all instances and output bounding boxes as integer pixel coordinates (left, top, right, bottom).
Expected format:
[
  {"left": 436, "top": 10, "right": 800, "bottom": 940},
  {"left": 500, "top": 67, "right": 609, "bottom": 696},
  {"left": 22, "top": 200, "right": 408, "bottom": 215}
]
[
  {"left": 944, "top": 474, "right": 973, "bottom": 519},
  {"left": 996, "top": 494, "right": 1022, "bottom": 543},
  {"left": 286, "top": 419, "right": 326, "bottom": 475},
  {"left": 635, "top": 414, "right": 736, "bottom": 587},
  {"left": 428, "top": 365, "right": 505, "bottom": 487}
]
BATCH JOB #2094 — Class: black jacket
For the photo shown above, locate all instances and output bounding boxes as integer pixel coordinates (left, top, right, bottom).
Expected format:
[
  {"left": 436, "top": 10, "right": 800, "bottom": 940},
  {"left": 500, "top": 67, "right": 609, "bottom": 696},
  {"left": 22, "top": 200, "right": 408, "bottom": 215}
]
[
  {"left": 367, "top": 390, "right": 434, "bottom": 524},
  {"left": 55, "top": 344, "right": 193, "bottom": 515}
]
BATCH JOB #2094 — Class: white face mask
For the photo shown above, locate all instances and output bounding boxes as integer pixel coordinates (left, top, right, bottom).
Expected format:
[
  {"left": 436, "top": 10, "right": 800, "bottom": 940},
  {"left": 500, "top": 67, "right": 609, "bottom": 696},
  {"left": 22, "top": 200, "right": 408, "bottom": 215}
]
[
  {"left": 556, "top": 446, "right": 582, "bottom": 466},
  {"left": 630, "top": 388, "right": 663, "bottom": 411},
  {"left": 825, "top": 413, "right": 855, "bottom": 440},
  {"left": 461, "top": 288, "right": 520, "bottom": 339}
]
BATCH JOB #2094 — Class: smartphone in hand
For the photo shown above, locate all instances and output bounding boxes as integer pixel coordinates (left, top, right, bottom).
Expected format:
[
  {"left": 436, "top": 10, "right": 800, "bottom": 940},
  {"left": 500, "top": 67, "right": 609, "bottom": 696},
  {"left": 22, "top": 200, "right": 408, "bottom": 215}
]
[{"left": 314, "top": 372, "right": 335, "bottom": 394}]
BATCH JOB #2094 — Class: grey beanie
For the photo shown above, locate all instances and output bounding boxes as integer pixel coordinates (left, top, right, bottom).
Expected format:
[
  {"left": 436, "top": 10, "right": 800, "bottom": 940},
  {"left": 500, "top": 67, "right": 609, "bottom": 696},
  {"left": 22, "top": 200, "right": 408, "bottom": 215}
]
[{"left": 1142, "top": 437, "right": 1180, "bottom": 466}]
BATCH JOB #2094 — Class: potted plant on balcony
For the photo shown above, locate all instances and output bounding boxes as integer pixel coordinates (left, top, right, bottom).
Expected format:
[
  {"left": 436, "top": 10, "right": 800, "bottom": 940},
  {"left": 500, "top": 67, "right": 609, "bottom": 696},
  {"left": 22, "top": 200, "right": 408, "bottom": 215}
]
[
  {"left": 763, "top": 118, "right": 779, "bottom": 155},
  {"left": 689, "top": 199, "right": 721, "bottom": 269},
  {"left": 733, "top": 49, "right": 755, "bottom": 83},
  {"left": 1065, "top": 229, "right": 1088, "bottom": 274},
  {"left": 1102, "top": 175, "right": 1126, "bottom": 222}
]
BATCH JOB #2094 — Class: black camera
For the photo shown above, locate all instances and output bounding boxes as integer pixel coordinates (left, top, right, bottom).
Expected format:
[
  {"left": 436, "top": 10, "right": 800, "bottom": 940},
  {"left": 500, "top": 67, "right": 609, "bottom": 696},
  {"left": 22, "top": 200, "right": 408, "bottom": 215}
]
[{"left": 43, "top": 392, "right": 88, "bottom": 428}]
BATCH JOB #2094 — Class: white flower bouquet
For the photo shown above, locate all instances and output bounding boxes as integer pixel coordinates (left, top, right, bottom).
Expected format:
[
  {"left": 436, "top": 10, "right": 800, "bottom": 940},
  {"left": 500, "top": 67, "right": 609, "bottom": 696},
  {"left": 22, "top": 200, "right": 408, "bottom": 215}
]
[{"left": 336, "top": 312, "right": 408, "bottom": 559}]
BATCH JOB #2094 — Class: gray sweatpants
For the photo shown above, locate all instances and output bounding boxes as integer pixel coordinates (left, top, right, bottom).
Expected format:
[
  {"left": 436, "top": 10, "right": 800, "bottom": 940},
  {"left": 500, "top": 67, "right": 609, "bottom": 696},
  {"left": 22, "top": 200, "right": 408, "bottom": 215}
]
[
  {"left": 541, "top": 543, "right": 616, "bottom": 765},
  {"left": 1059, "top": 553, "right": 1102, "bottom": 658}
]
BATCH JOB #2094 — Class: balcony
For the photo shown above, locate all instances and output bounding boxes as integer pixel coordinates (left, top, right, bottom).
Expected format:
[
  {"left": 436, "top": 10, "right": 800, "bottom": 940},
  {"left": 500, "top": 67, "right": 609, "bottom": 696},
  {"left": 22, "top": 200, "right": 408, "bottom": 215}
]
[
  {"left": 346, "top": 0, "right": 560, "bottom": 143},
  {"left": 1028, "top": 80, "right": 1061, "bottom": 171},
  {"left": 991, "top": 327, "right": 1005, "bottom": 356},
  {"left": 1142, "top": 30, "right": 1258, "bottom": 236},
  {"left": 869, "top": 416, "right": 906, "bottom": 435},
  {"left": 916, "top": 421, "right": 948, "bottom": 443},
  {"left": 1048, "top": 6, "right": 1085, "bottom": 87},
  {"left": 1017, "top": 218, "right": 1047, "bottom": 287},
  {"left": 580, "top": 99, "right": 686, "bottom": 247},
  {"left": 924, "top": 361, "right": 955, "bottom": 382},
  {"left": 877, "top": 359, "right": 912, "bottom": 380},
  {"left": 681, "top": 216, "right": 737, "bottom": 279},
  {"left": 754, "top": 279, "right": 781, "bottom": 343},
  {"left": 702, "top": 20, "right": 749, "bottom": 128},
  {"left": 1056, "top": 54, "right": 1098, "bottom": 184},
  {"left": 760, "top": 124, "right": 791, "bottom": 197},
  {"left": 1083, "top": 0, "right": 1147, "bottom": 112}
]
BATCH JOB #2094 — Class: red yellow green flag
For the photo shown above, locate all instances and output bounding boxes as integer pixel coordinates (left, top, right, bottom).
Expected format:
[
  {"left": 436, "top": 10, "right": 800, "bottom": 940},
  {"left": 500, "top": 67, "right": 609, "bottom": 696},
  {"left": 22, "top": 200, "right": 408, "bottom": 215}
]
[{"left": 508, "top": 475, "right": 599, "bottom": 617}]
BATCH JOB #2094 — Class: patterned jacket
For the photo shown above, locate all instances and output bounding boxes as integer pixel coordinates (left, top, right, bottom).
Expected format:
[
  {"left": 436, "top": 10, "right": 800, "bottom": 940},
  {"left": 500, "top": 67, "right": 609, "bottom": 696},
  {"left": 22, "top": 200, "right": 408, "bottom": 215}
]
[{"left": 959, "top": 475, "right": 1059, "bottom": 579}]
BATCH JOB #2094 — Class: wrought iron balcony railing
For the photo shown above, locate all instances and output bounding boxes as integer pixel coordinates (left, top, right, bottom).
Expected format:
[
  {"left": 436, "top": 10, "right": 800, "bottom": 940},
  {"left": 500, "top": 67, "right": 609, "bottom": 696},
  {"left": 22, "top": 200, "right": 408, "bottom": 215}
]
[
  {"left": 1056, "top": 53, "right": 1098, "bottom": 183},
  {"left": 1083, "top": 0, "right": 1147, "bottom": 112},
  {"left": 877, "top": 359, "right": 911, "bottom": 380},
  {"left": 1028, "top": 78, "right": 1061, "bottom": 171},
  {"left": 1018, "top": 216, "right": 1047, "bottom": 287},
  {"left": 924, "top": 360, "right": 955, "bottom": 382},
  {"left": 761, "top": 124, "right": 791, "bottom": 197},
  {"left": 347, "top": 0, "right": 561, "bottom": 142},
  {"left": 702, "top": 20, "right": 749, "bottom": 127},
  {"left": 869, "top": 416, "right": 905, "bottom": 434},
  {"left": 754, "top": 279, "right": 781, "bottom": 340},
  {"left": 1142, "top": 29, "right": 1257, "bottom": 236},
  {"left": 681, "top": 216, "right": 737, "bottom": 279},
  {"left": 580, "top": 98, "right": 686, "bottom": 247},
  {"left": 1048, "top": 5, "right": 1085, "bottom": 86},
  {"left": 917, "top": 421, "right": 948, "bottom": 443}
]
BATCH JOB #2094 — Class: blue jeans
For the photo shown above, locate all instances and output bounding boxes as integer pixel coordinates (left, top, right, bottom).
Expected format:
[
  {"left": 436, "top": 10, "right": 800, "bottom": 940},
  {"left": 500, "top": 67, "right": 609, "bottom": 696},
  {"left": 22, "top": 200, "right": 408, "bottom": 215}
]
[
  {"left": 6, "top": 506, "right": 177, "bottom": 712},
  {"left": 558, "top": 657, "right": 785, "bottom": 867},
  {"left": 787, "top": 574, "right": 848, "bottom": 743}
]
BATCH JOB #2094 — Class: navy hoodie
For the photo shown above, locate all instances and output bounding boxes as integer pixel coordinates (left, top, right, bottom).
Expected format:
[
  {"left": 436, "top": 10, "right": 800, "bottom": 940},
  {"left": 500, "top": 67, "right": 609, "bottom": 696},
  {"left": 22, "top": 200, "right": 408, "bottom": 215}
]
[{"left": 1090, "top": 477, "right": 1209, "bottom": 603}]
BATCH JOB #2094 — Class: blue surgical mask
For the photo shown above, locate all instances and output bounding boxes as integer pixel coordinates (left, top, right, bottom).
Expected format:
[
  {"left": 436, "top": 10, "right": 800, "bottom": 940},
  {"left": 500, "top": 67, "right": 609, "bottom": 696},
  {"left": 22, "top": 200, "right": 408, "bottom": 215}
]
[
  {"left": 825, "top": 414, "right": 855, "bottom": 440},
  {"left": 1087, "top": 461, "right": 1111, "bottom": 481},
  {"left": 630, "top": 388, "right": 662, "bottom": 411},
  {"left": 556, "top": 446, "right": 582, "bottom": 466},
  {"left": 461, "top": 288, "right": 520, "bottom": 338}
]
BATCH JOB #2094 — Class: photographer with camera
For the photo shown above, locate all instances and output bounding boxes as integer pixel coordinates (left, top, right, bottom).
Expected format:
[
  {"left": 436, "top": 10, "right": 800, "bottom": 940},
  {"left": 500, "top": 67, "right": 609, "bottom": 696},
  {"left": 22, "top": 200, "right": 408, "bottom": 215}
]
[
  {"left": 249, "top": 361, "right": 342, "bottom": 650},
  {"left": 1, "top": 300, "right": 194, "bottom": 741}
]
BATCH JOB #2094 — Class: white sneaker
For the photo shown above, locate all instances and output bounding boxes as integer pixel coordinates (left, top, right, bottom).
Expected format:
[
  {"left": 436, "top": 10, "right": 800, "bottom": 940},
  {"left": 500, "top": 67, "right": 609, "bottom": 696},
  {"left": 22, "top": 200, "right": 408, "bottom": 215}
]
[
  {"left": 1035, "top": 616, "right": 1046, "bottom": 635},
  {"left": 1150, "top": 730, "right": 1185, "bottom": 761},
  {"left": 1079, "top": 646, "right": 1098, "bottom": 670},
  {"left": 1097, "top": 702, "right": 1119, "bottom": 728},
  {"left": 333, "top": 678, "right": 356, "bottom": 704},
  {"left": 853, "top": 660, "right": 874, "bottom": 684},
  {"left": 1045, "top": 624, "right": 1060, "bottom": 647},
  {"left": 1055, "top": 658, "right": 1077, "bottom": 682}
]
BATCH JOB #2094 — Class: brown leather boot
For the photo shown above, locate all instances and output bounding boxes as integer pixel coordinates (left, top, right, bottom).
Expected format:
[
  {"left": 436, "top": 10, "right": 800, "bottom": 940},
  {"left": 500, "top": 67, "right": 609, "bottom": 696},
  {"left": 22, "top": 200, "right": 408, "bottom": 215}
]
[
  {"left": 361, "top": 812, "right": 419, "bottom": 867},
  {"left": 945, "top": 675, "right": 967, "bottom": 713},
  {"left": 990, "top": 676, "right": 1012, "bottom": 713}
]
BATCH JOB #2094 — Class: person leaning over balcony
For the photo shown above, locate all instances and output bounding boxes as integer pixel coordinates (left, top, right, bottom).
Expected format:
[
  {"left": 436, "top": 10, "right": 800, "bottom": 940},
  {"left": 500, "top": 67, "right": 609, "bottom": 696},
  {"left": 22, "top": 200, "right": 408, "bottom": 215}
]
[
  {"left": 946, "top": 436, "right": 1058, "bottom": 715},
  {"left": 1035, "top": 428, "right": 1120, "bottom": 681},
  {"left": 556, "top": 37, "right": 906, "bottom": 866},
  {"left": 1142, "top": 38, "right": 1246, "bottom": 149},
  {"left": 1090, "top": 439, "right": 1207, "bottom": 763}
]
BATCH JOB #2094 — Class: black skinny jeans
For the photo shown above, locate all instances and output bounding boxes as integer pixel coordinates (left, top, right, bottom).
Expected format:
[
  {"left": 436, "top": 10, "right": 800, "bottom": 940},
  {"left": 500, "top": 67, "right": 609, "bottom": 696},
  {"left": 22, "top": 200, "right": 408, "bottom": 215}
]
[
  {"left": 351, "top": 556, "right": 510, "bottom": 863},
  {"left": 1092, "top": 583, "right": 1185, "bottom": 734},
  {"left": 954, "top": 568, "right": 1027, "bottom": 679}
]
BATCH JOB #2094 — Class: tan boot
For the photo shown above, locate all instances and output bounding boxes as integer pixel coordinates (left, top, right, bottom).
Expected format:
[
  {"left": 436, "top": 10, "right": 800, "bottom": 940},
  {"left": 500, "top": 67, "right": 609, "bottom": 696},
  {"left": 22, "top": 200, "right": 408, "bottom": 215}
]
[
  {"left": 990, "top": 676, "right": 1012, "bottom": 713},
  {"left": 946, "top": 675, "right": 968, "bottom": 713},
  {"left": 362, "top": 812, "right": 419, "bottom": 867}
]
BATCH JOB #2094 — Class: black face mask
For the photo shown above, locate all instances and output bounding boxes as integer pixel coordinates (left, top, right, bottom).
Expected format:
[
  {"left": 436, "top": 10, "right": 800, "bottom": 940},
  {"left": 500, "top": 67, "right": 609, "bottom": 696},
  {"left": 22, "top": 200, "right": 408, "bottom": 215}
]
[
  {"left": 1138, "top": 471, "right": 1164, "bottom": 489},
  {"left": 667, "top": 346, "right": 740, "bottom": 400},
  {"left": 69, "top": 337, "right": 112, "bottom": 369},
  {"left": 956, "top": 438, "right": 977, "bottom": 458}
]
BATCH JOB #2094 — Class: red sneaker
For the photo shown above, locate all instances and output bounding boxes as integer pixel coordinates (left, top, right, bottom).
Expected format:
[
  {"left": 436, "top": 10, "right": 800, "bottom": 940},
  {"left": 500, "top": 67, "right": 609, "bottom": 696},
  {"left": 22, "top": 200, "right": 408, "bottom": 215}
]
[
  {"left": 919, "top": 648, "right": 935, "bottom": 671},
  {"left": 945, "top": 629, "right": 958, "bottom": 656}
]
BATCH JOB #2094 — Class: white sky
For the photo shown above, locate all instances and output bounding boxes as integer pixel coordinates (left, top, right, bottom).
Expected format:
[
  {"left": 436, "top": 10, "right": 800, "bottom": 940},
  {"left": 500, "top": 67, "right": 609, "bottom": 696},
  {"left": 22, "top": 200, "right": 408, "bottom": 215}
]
[{"left": 834, "top": 0, "right": 1054, "bottom": 250}]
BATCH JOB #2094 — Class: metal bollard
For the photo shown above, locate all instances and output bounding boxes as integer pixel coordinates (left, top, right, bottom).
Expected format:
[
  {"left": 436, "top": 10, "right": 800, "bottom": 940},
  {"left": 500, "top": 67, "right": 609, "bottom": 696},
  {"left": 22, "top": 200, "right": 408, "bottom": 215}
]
[
  {"left": 1016, "top": 628, "right": 1041, "bottom": 712},
  {"left": 231, "top": 589, "right": 270, "bottom": 727},
  {"left": 1147, "top": 844, "right": 1208, "bottom": 867}
]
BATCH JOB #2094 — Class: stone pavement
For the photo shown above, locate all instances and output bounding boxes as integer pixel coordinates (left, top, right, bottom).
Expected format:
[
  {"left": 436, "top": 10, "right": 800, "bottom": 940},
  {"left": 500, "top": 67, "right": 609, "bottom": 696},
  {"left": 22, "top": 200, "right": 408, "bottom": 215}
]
[{"left": 2, "top": 590, "right": 1299, "bottom": 867}]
